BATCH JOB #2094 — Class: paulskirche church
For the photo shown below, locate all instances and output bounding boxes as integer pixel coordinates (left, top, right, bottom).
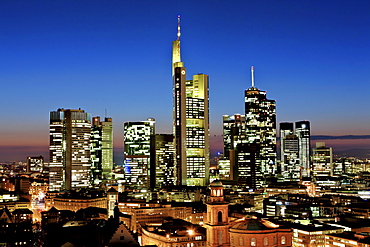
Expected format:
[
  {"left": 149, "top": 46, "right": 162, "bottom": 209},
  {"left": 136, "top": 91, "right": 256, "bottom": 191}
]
[{"left": 205, "top": 180, "right": 292, "bottom": 247}]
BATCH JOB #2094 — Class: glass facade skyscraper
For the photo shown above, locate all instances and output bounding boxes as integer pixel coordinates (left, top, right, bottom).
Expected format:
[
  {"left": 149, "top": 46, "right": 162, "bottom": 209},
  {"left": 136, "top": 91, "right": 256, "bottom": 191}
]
[
  {"left": 296, "top": 121, "right": 311, "bottom": 177},
  {"left": 245, "top": 86, "right": 277, "bottom": 178},
  {"left": 172, "top": 16, "right": 210, "bottom": 186},
  {"left": 91, "top": 116, "right": 113, "bottom": 185},
  {"left": 49, "top": 108, "right": 91, "bottom": 191},
  {"left": 123, "top": 118, "right": 155, "bottom": 189}
]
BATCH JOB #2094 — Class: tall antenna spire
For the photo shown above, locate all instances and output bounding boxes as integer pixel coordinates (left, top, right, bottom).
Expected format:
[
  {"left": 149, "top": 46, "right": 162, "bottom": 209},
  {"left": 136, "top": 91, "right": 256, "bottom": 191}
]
[
  {"left": 251, "top": 66, "right": 255, "bottom": 87},
  {"left": 177, "top": 15, "right": 181, "bottom": 40}
]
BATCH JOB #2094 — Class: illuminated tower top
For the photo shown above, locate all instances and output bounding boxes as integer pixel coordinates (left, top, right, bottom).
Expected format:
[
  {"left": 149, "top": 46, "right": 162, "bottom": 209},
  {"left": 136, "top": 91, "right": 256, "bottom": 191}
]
[
  {"left": 251, "top": 66, "right": 255, "bottom": 88},
  {"left": 172, "top": 15, "right": 184, "bottom": 75}
]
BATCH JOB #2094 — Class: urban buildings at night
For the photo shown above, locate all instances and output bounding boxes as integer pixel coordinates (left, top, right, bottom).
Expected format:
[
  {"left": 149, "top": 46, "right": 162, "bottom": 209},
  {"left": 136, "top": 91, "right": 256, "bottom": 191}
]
[{"left": 2, "top": 11, "right": 370, "bottom": 247}]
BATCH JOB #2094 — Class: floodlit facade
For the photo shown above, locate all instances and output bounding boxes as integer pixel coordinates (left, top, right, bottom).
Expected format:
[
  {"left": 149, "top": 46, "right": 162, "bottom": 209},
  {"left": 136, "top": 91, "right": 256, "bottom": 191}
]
[
  {"left": 296, "top": 121, "right": 311, "bottom": 177},
  {"left": 123, "top": 119, "right": 155, "bottom": 189},
  {"left": 91, "top": 116, "right": 113, "bottom": 185},
  {"left": 244, "top": 67, "right": 277, "bottom": 184},
  {"left": 172, "top": 16, "right": 210, "bottom": 186},
  {"left": 49, "top": 108, "right": 91, "bottom": 191}
]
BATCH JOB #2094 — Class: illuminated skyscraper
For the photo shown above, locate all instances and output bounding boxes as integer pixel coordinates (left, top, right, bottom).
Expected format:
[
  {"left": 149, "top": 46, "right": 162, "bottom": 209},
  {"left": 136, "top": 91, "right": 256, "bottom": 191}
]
[
  {"left": 296, "top": 121, "right": 311, "bottom": 177},
  {"left": 223, "top": 114, "right": 246, "bottom": 159},
  {"left": 49, "top": 108, "right": 91, "bottom": 191},
  {"left": 91, "top": 116, "right": 113, "bottom": 185},
  {"left": 244, "top": 67, "right": 277, "bottom": 179},
  {"left": 312, "top": 142, "right": 332, "bottom": 177},
  {"left": 123, "top": 118, "right": 155, "bottom": 189},
  {"left": 155, "top": 134, "right": 175, "bottom": 188},
  {"left": 279, "top": 122, "right": 294, "bottom": 161},
  {"left": 172, "top": 16, "right": 210, "bottom": 186},
  {"left": 281, "top": 134, "right": 300, "bottom": 181}
]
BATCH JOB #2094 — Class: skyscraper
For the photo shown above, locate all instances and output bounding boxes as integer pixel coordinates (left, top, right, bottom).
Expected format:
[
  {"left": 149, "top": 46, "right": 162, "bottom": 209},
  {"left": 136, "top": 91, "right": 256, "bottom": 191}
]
[
  {"left": 123, "top": 118, "right": 155, "bottom": 189},
  {"left": 172, "top": 16, "right": 210, "bottom": 186},
  {"left": 91, "top": 116, "right": 113, "bottom": 185},
  {"left": 244, "top": 67, "right": 277, "bottom": 179},
  {"left": 281, "top": 134, "right": 300, "bottom": 181},
  {"left": 49, "top": 108, "right": 91, "bottom": 191},
  {"left": 155, "top": 134, "right": 175, "bottom": 188},
  {"left": 312, "top": 142, "right": 332, "bottom": 177},
  {"left": 279, "top": 122, "right": 294, "bottom": 162},
  {"left": 296, "top": 120, "right": 311, "bottom": 177}
]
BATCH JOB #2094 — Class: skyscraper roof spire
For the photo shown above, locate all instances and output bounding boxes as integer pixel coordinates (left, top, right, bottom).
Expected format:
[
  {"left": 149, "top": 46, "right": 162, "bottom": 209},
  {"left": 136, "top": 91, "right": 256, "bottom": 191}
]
[
  {"left": 177, "top": 15, "right": 181, "bottom": 40},
  {"left": 251, "top": 66, "right": 255, "bottom": 88}
]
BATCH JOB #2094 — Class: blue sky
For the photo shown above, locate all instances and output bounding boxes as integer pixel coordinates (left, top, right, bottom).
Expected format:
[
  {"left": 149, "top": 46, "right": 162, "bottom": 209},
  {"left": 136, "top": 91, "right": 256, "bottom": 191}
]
[{"left": 1, "top": 0, "right": 370, "bottom": 161}]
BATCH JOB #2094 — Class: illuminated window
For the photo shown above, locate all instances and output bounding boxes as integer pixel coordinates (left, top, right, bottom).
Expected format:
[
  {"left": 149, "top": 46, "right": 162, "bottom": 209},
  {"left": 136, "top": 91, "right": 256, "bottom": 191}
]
[
  {"left": 264, "top": 237, "right": 268, "bottom": 245},
  {"left": 281, "top": 236, "right": 286, "bottom": 244},
  {"left": 251, "top": 238, "right": 256, "bottom": 246}
]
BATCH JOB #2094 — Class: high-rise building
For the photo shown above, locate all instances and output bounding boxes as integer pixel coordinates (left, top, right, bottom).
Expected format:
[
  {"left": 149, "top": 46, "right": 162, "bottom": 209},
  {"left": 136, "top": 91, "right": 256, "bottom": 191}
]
[
  {"left": 244, "top": 67, "right": 277, "bottom": 180},
  {"left": 281, "top": 134, "right": 301, "bottom": 181},
  {"left": 172, "top": 16, "right": 210, "bottom": 186},
  {"left": 49, "top": 108, "right": 91, "bottom": 191},
  {"left": 91, "top": 116, "right": 113, "bottom": 185},
  {"left": 123, "top": 118, "right": 155, "bottom": 189},
  {"left": 312, "top": 142, "right": 332, "bottom": 177},
  {"left": 295, "top": 121, "right": 311, "bottom": 177},
  {"left": 223, "top": 114, "right": 246, "bottom": 159},
  {"left": 279, "top": 122, "right": 294, "bottom": 161},
  {"left": 155, "top": 134, "right": 175, "bottom": 188},
  {"left": 26, "top": 155, "right": 44, "bottom": 173}
]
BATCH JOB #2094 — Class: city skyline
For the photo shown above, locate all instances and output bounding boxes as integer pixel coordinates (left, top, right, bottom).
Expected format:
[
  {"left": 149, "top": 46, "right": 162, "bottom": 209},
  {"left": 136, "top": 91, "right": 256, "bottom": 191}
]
[{"left": 2, "top": 1, "right": 370, "bottom": 162}]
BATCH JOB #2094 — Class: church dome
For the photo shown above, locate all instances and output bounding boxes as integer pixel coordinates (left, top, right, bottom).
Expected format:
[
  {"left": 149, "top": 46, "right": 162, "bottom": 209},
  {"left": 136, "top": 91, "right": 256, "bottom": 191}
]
[
  {"left": 210, "top": 180, "right": 223, "bottom": 187},
  {"left": 231, "top": 217, "right": 279, "bottom": 231}
]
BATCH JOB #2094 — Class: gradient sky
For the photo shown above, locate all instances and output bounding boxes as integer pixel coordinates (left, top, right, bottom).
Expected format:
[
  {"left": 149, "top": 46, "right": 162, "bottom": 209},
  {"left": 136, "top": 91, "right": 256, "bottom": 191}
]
[{"left": 1, "top": 0, "right": 370, "bottom": 162}]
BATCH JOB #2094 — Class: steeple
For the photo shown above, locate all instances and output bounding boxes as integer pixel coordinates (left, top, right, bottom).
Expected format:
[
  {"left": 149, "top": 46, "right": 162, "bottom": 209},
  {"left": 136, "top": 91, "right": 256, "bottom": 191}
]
[{"left": 172, "top": 15, "right": 184, "bottom": 76}]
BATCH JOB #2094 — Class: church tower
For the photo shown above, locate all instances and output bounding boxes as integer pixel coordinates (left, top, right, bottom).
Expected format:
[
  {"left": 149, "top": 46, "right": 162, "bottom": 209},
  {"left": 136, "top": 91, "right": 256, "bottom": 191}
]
[{"left": 205, "top": 180, "right": 230, "bottom": 247}]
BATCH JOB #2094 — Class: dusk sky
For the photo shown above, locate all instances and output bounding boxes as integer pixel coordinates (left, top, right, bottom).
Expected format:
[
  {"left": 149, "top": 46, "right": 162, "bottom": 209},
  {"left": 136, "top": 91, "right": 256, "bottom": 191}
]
[{"left": 1, "top": 0, "right": 370, "bottom": 162}]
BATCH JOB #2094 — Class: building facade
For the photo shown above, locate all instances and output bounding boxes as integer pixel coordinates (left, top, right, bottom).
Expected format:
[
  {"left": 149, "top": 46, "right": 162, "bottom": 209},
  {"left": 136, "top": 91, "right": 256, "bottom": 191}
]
[
  {"left": 123, "top": 118, "right": 155, "bottom": 189},
  {"left": 91, "top": 116, "right": 113, "bottom": 185},
  {"left": 172, "top": 16, "right": 210, "bottom": 186},
  {"left": 296, "top": 121, "right": 311, "bottom": 177},
  {"left": 49, "top": 108, "right": 91, "bottom": 191},
  {"left": 244, "top": 67, "right": 277, "bottom": 185},
  {"left": 155, "top": 134, "right": 176, "bottom": 188}
]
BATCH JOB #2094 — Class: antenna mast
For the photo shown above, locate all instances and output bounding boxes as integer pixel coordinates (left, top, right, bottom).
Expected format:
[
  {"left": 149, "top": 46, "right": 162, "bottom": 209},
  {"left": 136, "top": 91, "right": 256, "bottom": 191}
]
[
  {"left": 251, "top": 66, "right": 255, "bottom": 87},
  {"left": 177, "top": 15, "right": 181, "bottom": 40}
]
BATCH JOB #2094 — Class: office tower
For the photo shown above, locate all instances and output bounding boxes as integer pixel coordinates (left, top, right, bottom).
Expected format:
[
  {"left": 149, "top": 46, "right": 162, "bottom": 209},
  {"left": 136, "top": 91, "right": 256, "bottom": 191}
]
[
  {"left": 236, "top": 143, "right": 262, "bottom": 189},
  {"left": 244, "top": 67, "right": 277, "bottom": 179},
  {"left": 296, "top": 121, "right": 311, "bottom": 177},
  {"left": 279, "top": 122, "right": 294, "bottom": 161},
  {"left": 155, "top": 134, "right": 175, "bottom": 188},
  {"left": 281, "top": 134, "right": 301, "bottom": 181},
  {"left": 172, "top": 16, "right": 210, "bottom": 186},
  {"left": 223, "top": 114, "right": 246, "bottom": 159},
  {"left": 312, "top": 142, "right": 333, "bottom": 177},
  {"left": 49, "top": 108, "right": 91, "bottom": 191},
  {"left": 91, "top": 116, "right": 113, "bottom": 185},
  {"left": 26, "top": 155, "right": 44, "bottom": 173},
  {"left": 123, "top": 118, "right": 155, "bottom": 189}
]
